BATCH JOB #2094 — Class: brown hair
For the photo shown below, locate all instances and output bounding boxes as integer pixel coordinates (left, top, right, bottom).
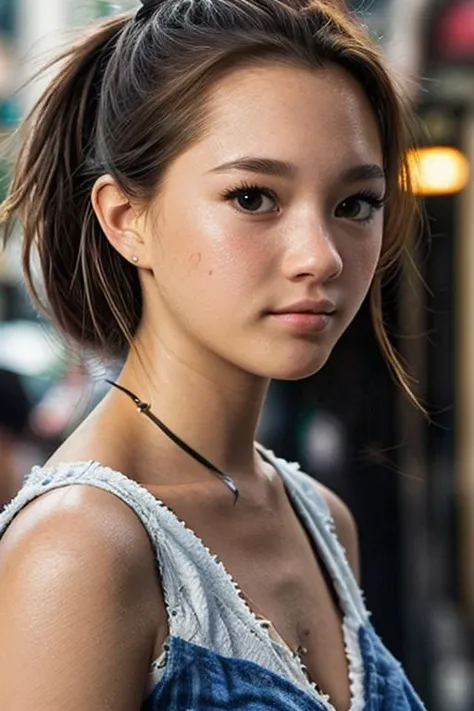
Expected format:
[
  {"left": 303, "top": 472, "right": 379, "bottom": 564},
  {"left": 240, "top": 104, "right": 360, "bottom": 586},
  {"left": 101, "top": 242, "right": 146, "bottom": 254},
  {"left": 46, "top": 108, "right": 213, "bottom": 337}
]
[{"left": 1, "top": 0, "right": 419, "bottom": 404}]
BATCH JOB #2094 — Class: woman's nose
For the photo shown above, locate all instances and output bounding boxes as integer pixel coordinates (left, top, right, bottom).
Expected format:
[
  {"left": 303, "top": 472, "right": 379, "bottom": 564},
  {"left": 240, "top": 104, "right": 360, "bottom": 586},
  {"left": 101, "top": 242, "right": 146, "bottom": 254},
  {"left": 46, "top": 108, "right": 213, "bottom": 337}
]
[{"left": 281, "top": 217, "right": 343, "bottom": 284}]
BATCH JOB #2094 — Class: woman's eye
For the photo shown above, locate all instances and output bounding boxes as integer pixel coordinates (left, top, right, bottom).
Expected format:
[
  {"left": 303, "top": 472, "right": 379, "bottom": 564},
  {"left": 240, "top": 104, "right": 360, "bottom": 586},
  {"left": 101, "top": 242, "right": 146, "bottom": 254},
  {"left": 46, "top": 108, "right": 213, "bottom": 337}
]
[
  {"left": 335, "top": 193, "right": 385, "bottom": 223},
  {"left": 224, "top": 186, "right": 278, "bottom": 214}
]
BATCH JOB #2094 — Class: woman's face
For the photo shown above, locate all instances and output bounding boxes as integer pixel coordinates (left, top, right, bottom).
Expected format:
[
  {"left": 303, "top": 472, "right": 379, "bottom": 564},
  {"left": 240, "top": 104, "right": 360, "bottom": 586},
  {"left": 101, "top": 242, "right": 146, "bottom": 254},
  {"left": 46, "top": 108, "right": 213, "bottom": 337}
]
[{"left": 139, "top": 62, "right": 385, "bottom": 380}]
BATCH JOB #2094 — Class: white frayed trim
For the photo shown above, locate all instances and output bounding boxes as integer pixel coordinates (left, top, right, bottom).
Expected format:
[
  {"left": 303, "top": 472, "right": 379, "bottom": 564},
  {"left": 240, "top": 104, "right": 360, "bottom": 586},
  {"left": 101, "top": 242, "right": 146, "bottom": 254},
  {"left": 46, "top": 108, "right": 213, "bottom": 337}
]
[{"left": 343, "top": 617, "right": 366, "bottom": 711}]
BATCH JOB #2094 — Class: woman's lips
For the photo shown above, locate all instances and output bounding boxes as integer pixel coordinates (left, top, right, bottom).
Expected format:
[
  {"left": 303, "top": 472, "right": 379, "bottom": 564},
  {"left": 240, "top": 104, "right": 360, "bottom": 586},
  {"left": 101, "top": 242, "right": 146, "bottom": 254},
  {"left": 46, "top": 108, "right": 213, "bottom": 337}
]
[{"left": 268, "top": 311, "right": 333, "bottom": 332}]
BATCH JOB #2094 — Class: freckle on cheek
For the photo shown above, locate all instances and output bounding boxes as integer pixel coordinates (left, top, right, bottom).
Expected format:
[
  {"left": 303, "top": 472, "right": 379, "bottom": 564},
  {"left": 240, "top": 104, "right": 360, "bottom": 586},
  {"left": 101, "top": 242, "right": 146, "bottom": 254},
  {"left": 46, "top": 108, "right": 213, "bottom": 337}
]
[{"left": 209, "top": 270, "right": 213, "bottom": 276}]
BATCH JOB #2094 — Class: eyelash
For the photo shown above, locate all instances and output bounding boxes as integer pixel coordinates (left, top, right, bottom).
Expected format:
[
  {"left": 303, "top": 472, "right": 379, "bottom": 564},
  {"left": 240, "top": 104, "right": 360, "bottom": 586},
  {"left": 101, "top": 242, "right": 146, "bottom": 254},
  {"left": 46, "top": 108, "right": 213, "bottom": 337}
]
[
  {"left": 350, "top": 190, "right": 384, "bottom": 205},
  {"left": 344, "top": 190, "right": 387, "bottom": 224},
  {"left": 221, "top": 181, "right": 278, "bottom": 210},
  {"left": 221, "top": 182, "right": 386, "bottom": 222}
]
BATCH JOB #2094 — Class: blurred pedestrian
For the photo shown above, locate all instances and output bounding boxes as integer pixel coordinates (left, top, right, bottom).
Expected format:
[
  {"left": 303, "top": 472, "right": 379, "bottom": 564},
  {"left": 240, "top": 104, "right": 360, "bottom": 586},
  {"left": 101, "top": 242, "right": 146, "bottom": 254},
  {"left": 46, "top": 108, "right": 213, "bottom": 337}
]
[
  {"left": 0, "top": 1, "right": 425, "bottom": 710},
  {"left": 0, "top": 368, "right": 31, "bottom": 507}
]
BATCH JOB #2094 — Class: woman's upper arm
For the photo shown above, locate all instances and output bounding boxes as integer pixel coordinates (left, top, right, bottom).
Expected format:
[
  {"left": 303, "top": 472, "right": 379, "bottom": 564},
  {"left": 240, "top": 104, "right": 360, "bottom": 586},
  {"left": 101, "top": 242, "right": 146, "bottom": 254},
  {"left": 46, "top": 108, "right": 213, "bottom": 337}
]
[{"left": 0, "top": 485, "right": 162, "bottom": 711}]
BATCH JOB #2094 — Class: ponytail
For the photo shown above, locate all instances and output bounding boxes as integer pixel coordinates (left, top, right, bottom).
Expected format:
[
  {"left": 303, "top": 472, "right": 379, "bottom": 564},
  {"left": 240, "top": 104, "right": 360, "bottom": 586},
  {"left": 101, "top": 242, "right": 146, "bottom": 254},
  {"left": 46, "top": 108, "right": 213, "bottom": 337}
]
[{"left": 1, "top": 15, "right": 140, "bottom": 355}]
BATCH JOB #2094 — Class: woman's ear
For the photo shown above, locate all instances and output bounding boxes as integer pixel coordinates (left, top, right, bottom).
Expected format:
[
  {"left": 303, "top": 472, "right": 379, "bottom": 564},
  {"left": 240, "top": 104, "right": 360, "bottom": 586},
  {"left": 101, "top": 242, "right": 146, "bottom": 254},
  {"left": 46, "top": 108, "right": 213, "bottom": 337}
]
[{"left": 91, "top": 175, "right": 151, "bottom": 269}]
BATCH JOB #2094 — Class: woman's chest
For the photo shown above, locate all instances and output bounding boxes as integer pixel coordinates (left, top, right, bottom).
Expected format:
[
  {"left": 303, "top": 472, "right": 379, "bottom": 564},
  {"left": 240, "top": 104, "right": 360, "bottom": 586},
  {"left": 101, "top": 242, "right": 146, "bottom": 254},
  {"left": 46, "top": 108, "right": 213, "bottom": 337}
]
[
  {"left": 222, "top": 544, "right": 352, "bottom": 711},
  {"left": 143, "top": 483, "right": 426, "bottom": 711},
  {"left": 168, "top": 498, "right": 353, "bottom": 710}
]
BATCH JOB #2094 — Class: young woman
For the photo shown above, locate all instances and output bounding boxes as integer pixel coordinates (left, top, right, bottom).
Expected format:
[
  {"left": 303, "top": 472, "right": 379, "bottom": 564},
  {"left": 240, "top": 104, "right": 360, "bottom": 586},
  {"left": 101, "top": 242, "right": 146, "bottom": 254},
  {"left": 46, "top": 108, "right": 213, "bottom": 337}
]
[{"left": 0, "top": 1, "right": 425, "bottom": 709}]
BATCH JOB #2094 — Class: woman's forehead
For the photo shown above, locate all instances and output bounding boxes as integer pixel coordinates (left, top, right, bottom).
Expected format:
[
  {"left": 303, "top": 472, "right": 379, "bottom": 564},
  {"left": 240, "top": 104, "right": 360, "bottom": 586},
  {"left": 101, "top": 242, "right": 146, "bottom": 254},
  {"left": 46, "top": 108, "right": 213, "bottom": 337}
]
[{"left": 179, "top": 62, "right": 383, "bottom": 180}]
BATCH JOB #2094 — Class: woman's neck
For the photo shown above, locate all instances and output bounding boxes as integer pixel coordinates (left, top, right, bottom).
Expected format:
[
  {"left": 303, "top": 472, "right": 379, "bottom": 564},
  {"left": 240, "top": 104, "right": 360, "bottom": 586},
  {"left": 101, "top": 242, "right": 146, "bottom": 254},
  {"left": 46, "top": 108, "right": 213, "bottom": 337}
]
[{"left": 113, "top": 340, "right": 270, "bottom": 481}]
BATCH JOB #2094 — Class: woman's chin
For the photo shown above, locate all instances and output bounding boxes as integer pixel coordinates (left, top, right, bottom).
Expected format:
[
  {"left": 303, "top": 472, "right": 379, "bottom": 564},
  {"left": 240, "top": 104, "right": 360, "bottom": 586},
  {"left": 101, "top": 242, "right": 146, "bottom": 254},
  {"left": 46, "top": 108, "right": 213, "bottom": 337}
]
[{"left": 255, "top": 350, "right": 332, "bottom": 382}]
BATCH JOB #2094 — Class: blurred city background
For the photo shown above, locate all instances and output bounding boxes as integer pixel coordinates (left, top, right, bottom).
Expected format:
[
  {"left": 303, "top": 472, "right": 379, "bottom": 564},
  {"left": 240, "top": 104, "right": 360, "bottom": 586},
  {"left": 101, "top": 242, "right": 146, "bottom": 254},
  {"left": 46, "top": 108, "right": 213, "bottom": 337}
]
[{"left": 0, "top": 0, "right": 473, "bottom": 708}]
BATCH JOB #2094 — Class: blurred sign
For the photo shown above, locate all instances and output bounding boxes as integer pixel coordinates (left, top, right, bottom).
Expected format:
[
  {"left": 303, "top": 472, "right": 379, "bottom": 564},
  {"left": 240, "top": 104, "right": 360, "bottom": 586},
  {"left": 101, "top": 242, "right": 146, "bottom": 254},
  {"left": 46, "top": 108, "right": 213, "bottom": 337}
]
[
  {"left": 0, "top": 0, "right": 14, "bottom": 36},
  {"left": 97, "top": 1, "right": 119, "bottom": 17},
  {"left": 351, "top": 0, "right": 390, "bottom": 11},
  {"left": 348, "top": 0, "right": 392, "bottom": 36},
  {"left": 0, "top": 0, "right": 16, "bottom": 125},
  {"left": 432, "top": 0, "right": 474, "bottom": 64}
]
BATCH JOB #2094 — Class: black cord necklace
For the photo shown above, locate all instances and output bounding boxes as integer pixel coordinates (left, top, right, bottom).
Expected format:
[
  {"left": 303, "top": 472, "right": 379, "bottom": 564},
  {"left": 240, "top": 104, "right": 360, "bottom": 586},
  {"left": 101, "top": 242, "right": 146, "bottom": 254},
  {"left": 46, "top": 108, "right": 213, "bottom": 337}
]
[{"left": 106, "top": 380, "right": 240, "bottom": 504}]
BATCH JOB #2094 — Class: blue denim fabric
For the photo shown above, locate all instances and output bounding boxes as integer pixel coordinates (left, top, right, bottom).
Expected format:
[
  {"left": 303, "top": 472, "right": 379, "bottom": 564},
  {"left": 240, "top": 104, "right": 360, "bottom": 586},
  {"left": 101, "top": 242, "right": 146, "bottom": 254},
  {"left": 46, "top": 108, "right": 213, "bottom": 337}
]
[
  {"left": 144, "top": 637, "right": 329, "bottom": 711},
  {"left": 359, "top": 625, "right": 426, "bottom": 711},
  {"left": 142, "top": 632, "right": 425, "bottom": 711},
  {"left": 0, "top": 448, "right": 426, "bottom": 711}
]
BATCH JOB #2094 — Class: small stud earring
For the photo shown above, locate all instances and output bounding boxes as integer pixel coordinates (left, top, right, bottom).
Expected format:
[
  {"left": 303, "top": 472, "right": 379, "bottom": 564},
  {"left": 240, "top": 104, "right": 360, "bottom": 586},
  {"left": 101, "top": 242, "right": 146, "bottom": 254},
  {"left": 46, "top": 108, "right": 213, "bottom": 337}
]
[{"left": 131, "top": 255, "right": 139, "bottom": 265}]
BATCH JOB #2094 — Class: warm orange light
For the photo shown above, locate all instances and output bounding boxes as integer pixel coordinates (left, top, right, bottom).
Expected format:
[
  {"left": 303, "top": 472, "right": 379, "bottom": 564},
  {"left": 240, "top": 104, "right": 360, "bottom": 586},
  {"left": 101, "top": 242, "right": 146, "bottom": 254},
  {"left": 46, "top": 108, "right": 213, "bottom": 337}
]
[{"left": 406, "top": 147, "right": 470, "bottom": 196}]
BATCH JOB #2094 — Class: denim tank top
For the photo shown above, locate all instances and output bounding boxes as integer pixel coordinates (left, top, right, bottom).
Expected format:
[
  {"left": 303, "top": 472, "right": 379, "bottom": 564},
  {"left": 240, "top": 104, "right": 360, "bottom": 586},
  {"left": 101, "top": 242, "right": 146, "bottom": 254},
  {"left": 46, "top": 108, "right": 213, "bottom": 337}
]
[{"left": 0, "top": 445, "right": 425, "bottom": 711}]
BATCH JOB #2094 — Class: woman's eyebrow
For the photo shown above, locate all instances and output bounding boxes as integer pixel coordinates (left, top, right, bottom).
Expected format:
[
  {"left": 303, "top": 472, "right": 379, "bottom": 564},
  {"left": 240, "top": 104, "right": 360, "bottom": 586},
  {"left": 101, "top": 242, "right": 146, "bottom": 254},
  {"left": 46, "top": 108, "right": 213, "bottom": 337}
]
[
  {"left": 208, "top": 157, "right": 296, "bottom": 178},
  {"left": 340, "top": 164, "right": 386, "bottom": 183},
  {"left": 207, "top": 157, "right": 385, "bottom": 183}
]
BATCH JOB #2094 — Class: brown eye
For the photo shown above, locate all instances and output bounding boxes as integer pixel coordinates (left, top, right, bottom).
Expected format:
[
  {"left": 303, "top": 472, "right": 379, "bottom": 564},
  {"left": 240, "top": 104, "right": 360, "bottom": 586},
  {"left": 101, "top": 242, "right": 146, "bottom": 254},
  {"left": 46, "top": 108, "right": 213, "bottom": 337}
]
[
  {"left": 236, "top": 189, "right": 267, "bottom": 212},
  {"left": 223, "top": 184, "right": 279, "bottom": 214},
  {"left": 335, "top": 193, "right": 385, "bottom": 223}
]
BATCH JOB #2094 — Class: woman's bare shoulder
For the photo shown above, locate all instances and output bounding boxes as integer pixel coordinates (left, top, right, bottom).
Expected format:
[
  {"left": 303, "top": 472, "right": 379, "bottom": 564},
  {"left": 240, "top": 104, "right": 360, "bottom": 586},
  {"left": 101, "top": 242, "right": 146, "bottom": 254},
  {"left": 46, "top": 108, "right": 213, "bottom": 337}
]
[
  {"left": 0, "top": 484, "right": 162, "bottom": 710},
  {"left": 313, "top": 480, "right": 360, "bottom": 582},
  {"left": 1, "top": 480, "right": 152, "bottom": 561}
]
